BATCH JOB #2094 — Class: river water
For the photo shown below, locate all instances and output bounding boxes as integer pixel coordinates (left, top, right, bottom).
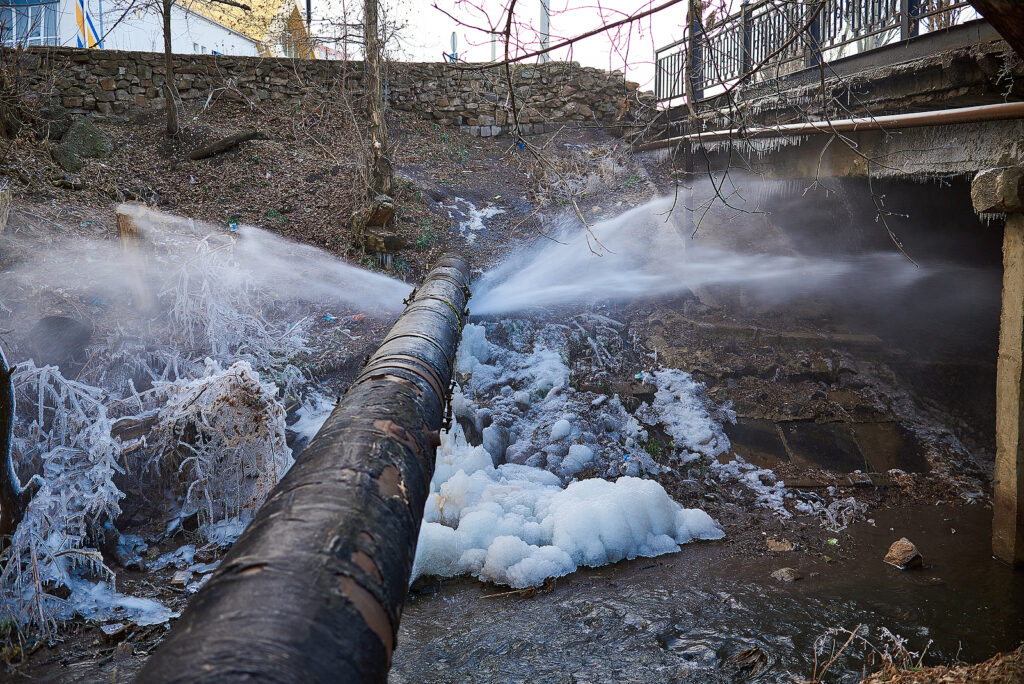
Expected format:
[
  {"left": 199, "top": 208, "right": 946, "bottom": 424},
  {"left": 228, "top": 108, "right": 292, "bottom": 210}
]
[{"left": 391, "top": 503, "right": 1024, "bottom": 682}]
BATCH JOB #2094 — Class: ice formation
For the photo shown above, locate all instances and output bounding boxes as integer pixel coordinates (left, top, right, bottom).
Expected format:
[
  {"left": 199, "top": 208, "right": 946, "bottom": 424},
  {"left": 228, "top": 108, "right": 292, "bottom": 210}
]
[
  {"left": 149, "top": 359, "right": 292, "bottom": 534},
  {"left": 413, "top": 424, "right": 724, "bottom": 588},
  {"left": 412, "top": 323, "right": 726, "bottom": 589},
  {"left": 635, "top": 369, "right": 735, "bottom": 464},
  {"left": 0, "top": 208, "right": 379, "bottom": 635}
]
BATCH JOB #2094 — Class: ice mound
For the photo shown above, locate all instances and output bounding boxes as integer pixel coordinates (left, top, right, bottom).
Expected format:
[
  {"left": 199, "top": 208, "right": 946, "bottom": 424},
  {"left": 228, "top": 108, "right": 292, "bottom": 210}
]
[
  {"left": 635, "top": 369, "right": 736, "bottom": 464},
  {"left": 412, "top": 425, "right": 724, "bottom": 589},
  {"left": 452, "top": 323, "right": 661, "bottom": 480}
]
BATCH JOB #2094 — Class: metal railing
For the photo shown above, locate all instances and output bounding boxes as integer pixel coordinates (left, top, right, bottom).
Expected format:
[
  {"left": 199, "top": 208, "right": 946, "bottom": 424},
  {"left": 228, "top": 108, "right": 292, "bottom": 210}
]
[{"left": 654, "top": 0, "right": 977, "bottom": 103}]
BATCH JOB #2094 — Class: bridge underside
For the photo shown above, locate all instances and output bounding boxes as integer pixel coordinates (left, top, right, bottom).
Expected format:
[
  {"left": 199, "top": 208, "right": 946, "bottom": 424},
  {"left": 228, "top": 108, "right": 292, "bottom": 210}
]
[
  {"left": 680, "top": 118, "right": 1024, "bottom": 181},
  {"left": 645, "top": 23, "right": 1024, "bottom": 566}
]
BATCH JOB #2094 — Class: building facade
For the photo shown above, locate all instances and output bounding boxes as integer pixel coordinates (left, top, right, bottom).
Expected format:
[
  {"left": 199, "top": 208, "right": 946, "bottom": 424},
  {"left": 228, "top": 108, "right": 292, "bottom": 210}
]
[{"left": 0, "top": 0, "right": 313, "bottom": 56}]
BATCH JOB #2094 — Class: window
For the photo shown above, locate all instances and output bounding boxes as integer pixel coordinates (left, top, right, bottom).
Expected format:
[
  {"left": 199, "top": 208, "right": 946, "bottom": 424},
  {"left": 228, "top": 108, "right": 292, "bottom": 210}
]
[{"left": 0, "top": 0, "right": 58, "bottom": 47}]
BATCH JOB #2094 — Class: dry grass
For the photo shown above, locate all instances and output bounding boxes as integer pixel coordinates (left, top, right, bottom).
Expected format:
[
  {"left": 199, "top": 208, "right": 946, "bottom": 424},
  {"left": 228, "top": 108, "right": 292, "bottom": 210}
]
[{"left": 860, "top": 643, "right": 1024, "bottom": 683}]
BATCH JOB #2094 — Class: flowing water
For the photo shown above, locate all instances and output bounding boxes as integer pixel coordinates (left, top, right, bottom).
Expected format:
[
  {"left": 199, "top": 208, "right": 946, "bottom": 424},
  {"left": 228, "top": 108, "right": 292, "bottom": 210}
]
[{"left": 392, "top": 503, "right": 1024, "bottom": 683}]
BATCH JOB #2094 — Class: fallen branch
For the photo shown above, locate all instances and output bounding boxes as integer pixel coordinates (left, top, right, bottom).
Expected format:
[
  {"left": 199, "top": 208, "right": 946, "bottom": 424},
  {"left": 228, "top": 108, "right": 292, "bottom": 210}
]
[{"left": 189, "top": 130, "right": 268, "bottom": 161}]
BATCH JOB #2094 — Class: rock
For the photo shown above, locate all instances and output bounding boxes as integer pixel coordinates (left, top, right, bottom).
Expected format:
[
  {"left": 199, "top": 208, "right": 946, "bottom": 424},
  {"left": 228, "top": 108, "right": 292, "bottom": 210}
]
[
  {"left": 766, "top": 538, "right": 795, "bottom": 552},
  {"left": 59, "top": 116, "right": 114, "bottom": 159},
  {"left": 366, "top": 194, "right": 395, "bottom": 227},
  {"left": 52, "top": 116, "right": 113, "bottom": 173},
  {"left": 770, "top": 567, "right": 803, "bottom": 583},
  {"left": 349, "top": 195, "right": 402, "bottom": 252},
  {"left": 359, "top": 228, "right": 407, "bottom": 254},
  {"left": 34, "top": 102, "right": 74, "bottom": 140},
  {"left": 884, "top": 537, "right": 923, "bottom": 569},
  {"left": 52, "top": 143, "right": 84, "bottom": 173},
  {"left": 26, "top": 315, "right": 92, "bottom": 373},
  {"left": 101, "top": 622, "right": 128, "bottom": 639},
  {"left": 171, "top": 569, "right": 193, "bottom": 586},
  {"left": 113, "top": 641, "right": 134, "bottom": 660}
]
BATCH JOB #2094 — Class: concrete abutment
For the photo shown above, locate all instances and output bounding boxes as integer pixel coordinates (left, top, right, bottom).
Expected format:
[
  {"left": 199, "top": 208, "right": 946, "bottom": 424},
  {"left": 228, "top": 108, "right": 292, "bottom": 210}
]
[{"left": 973, "top": 167, "right": 1024, "bottom": 567}]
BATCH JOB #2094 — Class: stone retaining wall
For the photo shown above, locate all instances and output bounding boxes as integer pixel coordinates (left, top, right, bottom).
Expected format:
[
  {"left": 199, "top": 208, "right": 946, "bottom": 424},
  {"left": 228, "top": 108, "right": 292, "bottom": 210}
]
[{"left": 17, "top": 47, "right": 649, "bottom": 137}]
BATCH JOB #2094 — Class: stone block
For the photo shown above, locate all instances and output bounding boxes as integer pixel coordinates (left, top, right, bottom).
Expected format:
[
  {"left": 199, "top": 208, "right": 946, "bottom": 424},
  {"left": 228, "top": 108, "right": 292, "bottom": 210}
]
[{"left": 973, "top": 167, "right": 1024, "bottom": 214}]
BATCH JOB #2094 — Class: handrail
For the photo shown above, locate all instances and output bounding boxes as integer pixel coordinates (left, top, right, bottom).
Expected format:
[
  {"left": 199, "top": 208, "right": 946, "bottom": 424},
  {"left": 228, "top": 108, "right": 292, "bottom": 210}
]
[{"left": 654, "top": 0, "right": 979, "bottom": 103}]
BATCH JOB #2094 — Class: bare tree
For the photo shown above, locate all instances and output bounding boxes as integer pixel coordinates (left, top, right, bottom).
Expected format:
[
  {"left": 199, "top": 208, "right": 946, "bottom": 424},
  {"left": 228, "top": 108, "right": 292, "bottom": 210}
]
[
  {"left": 364, "top": 0, "right": 392, "bottom": 197},
  {"left": 159, "top": 0, "right": 252, "bottom": 135}
]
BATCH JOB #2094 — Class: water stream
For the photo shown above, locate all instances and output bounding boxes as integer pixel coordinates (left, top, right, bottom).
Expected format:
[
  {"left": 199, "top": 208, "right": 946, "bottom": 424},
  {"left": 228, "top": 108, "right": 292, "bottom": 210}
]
[{"left": 393, "top": 503, "right": 1024, "bottom": 683}]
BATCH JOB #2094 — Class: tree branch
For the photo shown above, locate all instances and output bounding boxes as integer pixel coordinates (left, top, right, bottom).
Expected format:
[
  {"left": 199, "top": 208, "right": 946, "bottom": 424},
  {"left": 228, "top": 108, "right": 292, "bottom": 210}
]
[
  {"left": 441, "top": 0, "right": 687, "bottom": 70},
  {"left": 0, "top": 346, "right": 40, "bottom": 548}
]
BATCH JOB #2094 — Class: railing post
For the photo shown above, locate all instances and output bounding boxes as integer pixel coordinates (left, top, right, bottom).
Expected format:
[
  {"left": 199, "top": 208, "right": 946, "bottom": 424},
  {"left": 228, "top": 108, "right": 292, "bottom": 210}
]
[
  {"left": 900, "top": 0, "right": 920, "bottom": 39},
  {"left": 687, "top": 6, "right": 704, "bottom": 104},
  {"left": 655, "top": 49, "right": 663, "bottom": 101},
  {"left": 740, "top": 1, "right": 752, "bottom": 83},
  {"left": 805, "top": 0, "right": 823, "bottom": 67}
]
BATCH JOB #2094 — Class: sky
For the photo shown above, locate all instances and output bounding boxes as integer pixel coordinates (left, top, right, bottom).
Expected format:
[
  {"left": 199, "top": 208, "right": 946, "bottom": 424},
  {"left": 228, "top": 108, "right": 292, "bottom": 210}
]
[{"left": 310, "top": 1, "right": 693, "bottom": 89}]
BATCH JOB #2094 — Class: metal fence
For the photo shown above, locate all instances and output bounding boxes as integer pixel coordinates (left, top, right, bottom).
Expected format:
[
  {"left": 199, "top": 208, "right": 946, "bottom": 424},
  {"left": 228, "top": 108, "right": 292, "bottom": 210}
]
[{"left": 654, "top": 0, "right": 977, "bottom": 103}]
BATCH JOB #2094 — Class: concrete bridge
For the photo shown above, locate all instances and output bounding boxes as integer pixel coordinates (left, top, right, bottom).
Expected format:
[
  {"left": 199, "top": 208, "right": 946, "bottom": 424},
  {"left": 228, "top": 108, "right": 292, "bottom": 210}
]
[{"left": 640, "top": 3, "right": 1024, "bottom": 567}]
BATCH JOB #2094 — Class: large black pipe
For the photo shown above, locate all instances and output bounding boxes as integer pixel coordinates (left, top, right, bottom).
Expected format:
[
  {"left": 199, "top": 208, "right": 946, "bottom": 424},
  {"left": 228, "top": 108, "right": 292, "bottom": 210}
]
[{"left": 137, "top": 254, "right": 472, "bottom": 683}]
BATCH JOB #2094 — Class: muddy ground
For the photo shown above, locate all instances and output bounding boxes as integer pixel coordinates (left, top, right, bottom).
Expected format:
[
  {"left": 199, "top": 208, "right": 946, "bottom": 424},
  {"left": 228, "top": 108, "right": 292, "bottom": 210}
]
[{"left": 1, "top": 97, "right": 1021, "bottom": 682}]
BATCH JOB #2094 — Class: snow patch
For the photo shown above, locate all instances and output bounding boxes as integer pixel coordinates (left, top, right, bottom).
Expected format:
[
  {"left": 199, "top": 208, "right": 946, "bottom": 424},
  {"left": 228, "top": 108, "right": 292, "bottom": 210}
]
[{"left": 443, "top": 197, "right": 505, "bottom": 244}]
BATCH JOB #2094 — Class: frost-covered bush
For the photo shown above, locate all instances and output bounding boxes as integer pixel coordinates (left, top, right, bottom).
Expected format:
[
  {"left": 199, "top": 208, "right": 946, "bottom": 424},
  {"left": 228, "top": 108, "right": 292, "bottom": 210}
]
[
  {"left": 1, "top": 362, "right": 124, "bottom": 636},
  {"left": 148, "top": 359, "right": 292, "bottom": 538},
  {"left": 161, "top": 235, "right": 310, "bottom": 368}
]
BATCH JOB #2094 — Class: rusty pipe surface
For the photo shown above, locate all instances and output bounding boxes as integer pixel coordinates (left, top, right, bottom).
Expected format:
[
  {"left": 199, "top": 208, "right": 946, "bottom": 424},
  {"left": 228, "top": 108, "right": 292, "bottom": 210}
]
[
  {"left": 634, "top": 100, "right": 1024, "bottom": 151},
  {"left": 136, "top": 254, "right": 472, "bottom": 684}
]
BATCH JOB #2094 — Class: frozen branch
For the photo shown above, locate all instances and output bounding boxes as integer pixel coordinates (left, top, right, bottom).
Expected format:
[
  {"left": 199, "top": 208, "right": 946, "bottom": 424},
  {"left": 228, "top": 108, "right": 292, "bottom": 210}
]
[{"left": 0, "top": 347, "right": 41, "bottom": 547}]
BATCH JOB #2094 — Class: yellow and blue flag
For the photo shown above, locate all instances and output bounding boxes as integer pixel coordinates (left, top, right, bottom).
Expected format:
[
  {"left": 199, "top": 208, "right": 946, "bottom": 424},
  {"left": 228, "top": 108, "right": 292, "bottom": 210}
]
[{"left": 75, "top": 0, "right": 101, "bottom": 48}]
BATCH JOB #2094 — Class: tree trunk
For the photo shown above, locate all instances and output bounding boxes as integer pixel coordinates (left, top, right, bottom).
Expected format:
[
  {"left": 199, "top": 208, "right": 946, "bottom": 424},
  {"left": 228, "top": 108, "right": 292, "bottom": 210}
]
[
  {"left": 364, "top": 0, "right": 392, "bottom": 198},
  {"left": 137, "top": 255, "right": 471, "bottom": 683},
  {"left": 162, "top": 0, "right": 178, "bottom": 136},
  {"left": 970, "top": 1, "right": 1024, "bottom": 58},
  {"left": 0, "top": 347, "right": 40, "bottom": 548}
]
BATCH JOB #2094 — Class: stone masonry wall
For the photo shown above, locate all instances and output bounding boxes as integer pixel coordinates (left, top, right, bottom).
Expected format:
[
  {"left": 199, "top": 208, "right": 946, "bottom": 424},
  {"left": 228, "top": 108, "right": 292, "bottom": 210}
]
[{"left": 18, "top": 47, "right": 649, "bottom": 137}]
